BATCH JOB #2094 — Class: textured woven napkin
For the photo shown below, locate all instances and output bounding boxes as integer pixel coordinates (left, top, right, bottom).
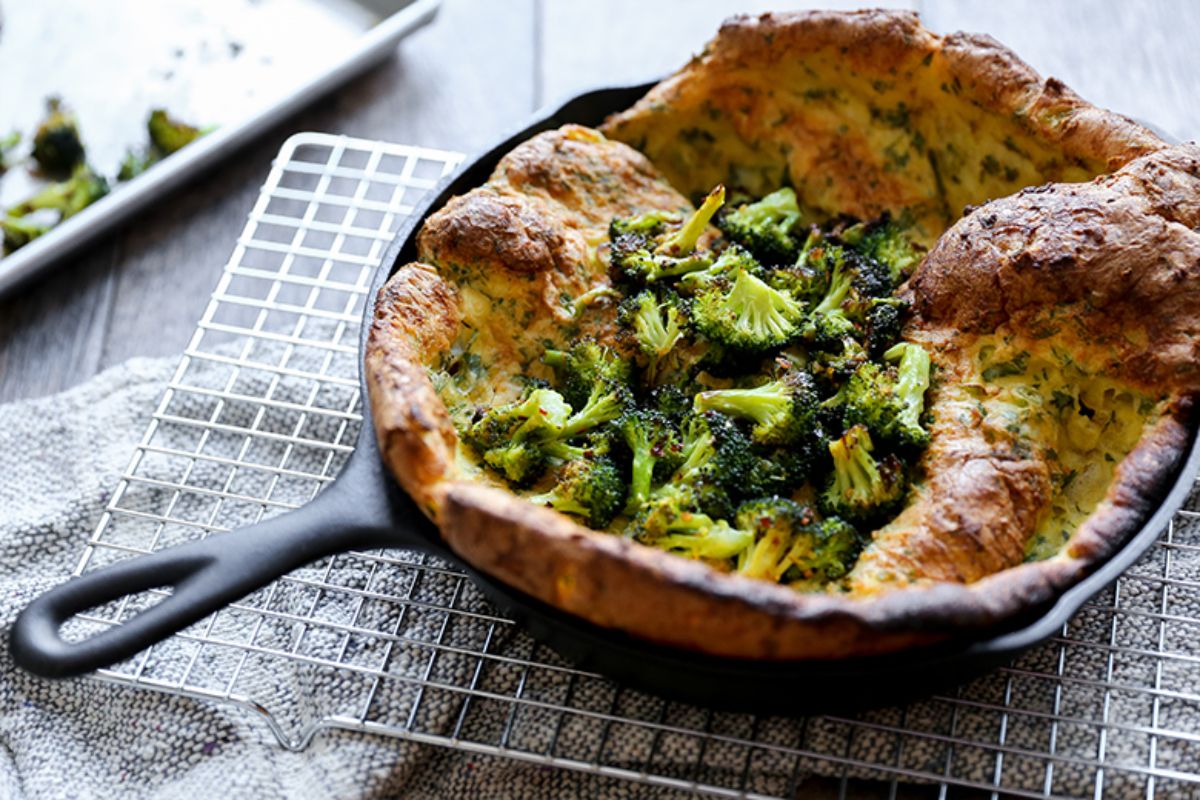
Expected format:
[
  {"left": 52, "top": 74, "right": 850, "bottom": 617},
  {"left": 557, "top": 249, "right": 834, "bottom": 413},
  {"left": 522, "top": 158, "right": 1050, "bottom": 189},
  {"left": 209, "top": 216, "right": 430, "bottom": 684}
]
[
  {"left": 0, "top": 354, "right": 1197, "bottom": 799},
  {"left": 0, "top": 358, "right": 701, "bottom": 800}
]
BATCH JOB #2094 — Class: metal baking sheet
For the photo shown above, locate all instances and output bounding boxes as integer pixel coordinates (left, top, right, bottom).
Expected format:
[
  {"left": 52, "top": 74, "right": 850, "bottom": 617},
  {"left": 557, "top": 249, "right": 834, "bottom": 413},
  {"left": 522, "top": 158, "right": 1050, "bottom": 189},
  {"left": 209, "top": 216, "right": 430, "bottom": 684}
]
[{"left": 0, "top": 0, "right": 439, "bottom": 297}]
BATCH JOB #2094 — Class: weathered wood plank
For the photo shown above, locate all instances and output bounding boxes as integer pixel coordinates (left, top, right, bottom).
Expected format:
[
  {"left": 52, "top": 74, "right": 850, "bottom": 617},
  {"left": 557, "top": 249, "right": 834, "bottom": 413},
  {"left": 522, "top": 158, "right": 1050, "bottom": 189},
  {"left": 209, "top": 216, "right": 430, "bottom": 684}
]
[
  {"left": 919, "top": 0, "right": 1200, "bottom": 141},
  {"left": 538, "top": 0, "right": 916, "bottom": 105}
]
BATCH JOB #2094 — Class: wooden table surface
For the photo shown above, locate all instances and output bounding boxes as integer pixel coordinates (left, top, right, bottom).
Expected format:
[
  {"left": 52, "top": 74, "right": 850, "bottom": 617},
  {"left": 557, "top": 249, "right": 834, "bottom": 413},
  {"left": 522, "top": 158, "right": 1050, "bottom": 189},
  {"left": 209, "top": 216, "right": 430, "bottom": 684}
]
[{"left": 1, "top": 0, "right": 1198, "bottom": 404}]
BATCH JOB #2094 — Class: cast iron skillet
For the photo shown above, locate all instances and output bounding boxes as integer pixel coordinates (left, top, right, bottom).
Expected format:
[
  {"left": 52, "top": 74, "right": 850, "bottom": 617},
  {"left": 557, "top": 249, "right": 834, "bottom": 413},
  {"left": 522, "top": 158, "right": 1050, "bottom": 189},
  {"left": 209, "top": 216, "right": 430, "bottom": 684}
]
[{"left": 11, "top": 85, "right": 1200, "bottom": 712}]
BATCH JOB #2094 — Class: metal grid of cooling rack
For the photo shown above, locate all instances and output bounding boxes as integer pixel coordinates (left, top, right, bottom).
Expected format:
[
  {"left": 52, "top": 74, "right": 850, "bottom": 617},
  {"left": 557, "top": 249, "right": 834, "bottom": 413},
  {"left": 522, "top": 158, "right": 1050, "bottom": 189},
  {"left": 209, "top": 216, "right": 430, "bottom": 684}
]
[{"left": 64, "top": 132, "right": 1200, "bottom": 799}]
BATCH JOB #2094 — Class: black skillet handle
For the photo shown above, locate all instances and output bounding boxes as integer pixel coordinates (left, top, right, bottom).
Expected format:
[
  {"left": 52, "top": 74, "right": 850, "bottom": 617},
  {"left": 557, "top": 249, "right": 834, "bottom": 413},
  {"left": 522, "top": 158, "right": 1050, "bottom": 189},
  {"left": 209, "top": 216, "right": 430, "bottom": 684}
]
[{"left": 10, "top": 447, "right": 434, "bottom": 679}]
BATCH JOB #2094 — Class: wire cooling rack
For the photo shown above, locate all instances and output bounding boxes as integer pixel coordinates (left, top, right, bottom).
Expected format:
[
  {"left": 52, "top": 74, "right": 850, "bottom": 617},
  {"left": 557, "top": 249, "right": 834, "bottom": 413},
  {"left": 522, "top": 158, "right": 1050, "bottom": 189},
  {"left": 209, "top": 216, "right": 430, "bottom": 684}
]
[{"left": 66, "top": 132, "right": 1200, "bottom": 799}]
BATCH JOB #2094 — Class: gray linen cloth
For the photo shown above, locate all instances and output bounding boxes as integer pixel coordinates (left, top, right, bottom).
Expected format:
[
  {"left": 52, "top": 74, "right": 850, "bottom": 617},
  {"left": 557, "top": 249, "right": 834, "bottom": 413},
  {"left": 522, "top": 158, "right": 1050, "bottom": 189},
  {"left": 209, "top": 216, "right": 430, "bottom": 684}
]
[
  {"left": 1, "top": 356, "right": 1197, "bottom": 799},
  {"left": 0, "top": 358, "right": 698, "bottom": 799}
]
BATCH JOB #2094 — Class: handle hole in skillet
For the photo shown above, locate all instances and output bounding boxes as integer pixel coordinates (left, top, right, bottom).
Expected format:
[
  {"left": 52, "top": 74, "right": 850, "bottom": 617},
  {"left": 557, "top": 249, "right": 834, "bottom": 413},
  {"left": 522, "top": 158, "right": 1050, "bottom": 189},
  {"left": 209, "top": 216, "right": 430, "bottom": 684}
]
[{"left": 57, "top": 586, "right": 174, "bottom": 643}]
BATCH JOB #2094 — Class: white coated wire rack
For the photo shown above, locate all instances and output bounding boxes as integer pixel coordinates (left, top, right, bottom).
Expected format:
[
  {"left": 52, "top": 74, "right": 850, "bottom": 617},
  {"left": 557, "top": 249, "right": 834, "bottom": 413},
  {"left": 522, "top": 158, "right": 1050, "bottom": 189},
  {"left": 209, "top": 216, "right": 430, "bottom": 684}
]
[{"left": 66, "top": 132, "right": 1200, "bottom": 799}]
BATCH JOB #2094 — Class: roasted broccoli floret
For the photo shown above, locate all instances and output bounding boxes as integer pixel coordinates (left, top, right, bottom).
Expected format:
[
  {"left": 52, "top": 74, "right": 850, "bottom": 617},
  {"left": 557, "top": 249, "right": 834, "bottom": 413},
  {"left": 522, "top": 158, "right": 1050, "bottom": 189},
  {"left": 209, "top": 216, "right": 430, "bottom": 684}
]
[
  {"left": 618, "top": 410, "right": 684, "bottom": 512},
  {"left": 850, "top": 216, "right": 923, "bottom": 284},
  {"left": 148, "top": 108, "right": 205, "bottom": 156},
  {"left": 1, "top": 217, "right": 50, "bottom": 254},
  {"left": 527, "top": 456, "right": 627, "bottom": 528},
  {"left": 734, "top": 498, "right": 862, "bottom": 582},
  {"left": 667, "top": 411, "right": 805, "bottom": 506},
  {"left": 864, "top": 297, "right": 907, "bottom": 359},
  {"left": 117, "top": 148, "right": 156, "bottom": 181},
  {"left": 7, "top": 163, "right": 109, "bottom": 221},
  {"left": 544, "top": 341, "right": 632, "bottom": 408},
  {"left": 676, "top": 244, "right": 759, "bottom": 294},
  {"left": 482, "top": 441, "right": 549, "bottom": 486},
  {"left": 837, "top": 344, "right": 932, "bottom": 449},
  {"left": 820, "top": 425, "right": 907, "bottom": 523},
  {"left": 717, "top": 187, "right": 804, "bottom": 265},
  {"left": 608, "top": 186, "right": 725, "bottom": 285},
  {"left": 0, "top": 131, "right": 20, "bottom": 173},
  {"left": 116, "top": 109, "right": 209, "bottom": 181},
  {"left": 650, "top": 384, "right": 693, "bottom": 422},
  {"left": 692, "top": 371, "right": 819, "bottom": 446},
  {"left": 619, "top": 290, "right": 684, "bottom": 383},
  {"left": 464, "top": 388, "right": 572, "bottom": 485},
  {"left": 31, "top": 98, "right": 84, "bottom": 177},
  {"left": 628, "top": 483, "right": 753, "bottom": 560},
  {"left": 692, "top": 267, "right": 806, "bottom": 352},
  {"left": 807, "top": 243, "right": 893, "bottom": 324}
]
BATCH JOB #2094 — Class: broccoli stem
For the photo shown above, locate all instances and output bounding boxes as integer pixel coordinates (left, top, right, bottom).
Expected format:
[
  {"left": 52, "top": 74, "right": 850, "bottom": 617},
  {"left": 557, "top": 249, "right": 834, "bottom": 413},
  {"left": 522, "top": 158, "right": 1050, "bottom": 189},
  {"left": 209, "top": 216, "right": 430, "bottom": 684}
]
[
  {"left": 657, "top": 184, "right": 725, "bottom": 255},
  {"left": 560, "top": 389, "right": 623, "bottom": 437},
  {"left": 885, "top": 343, "right": 932, "bottom": 429},
  {"left": 814, "top": 255, "right": 852, "bottom": 315},
  {"left": 693, "top": 382, "right": 790, "bottom": 432}
]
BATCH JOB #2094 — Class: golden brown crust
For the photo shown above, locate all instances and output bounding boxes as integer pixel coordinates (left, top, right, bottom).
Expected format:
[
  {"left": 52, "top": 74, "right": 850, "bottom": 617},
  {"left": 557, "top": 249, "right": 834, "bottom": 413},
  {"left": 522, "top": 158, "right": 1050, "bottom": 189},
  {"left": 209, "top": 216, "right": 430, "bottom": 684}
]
[
  {"left": 600, "top": 10, "right": 1162, "bottom": 244},
  {"left": 907, "top": 143, "right": 1200, "bottom": 392},
  {"left": 365, "top": 15, "right": 1197, "bottom": 660},
  {"left": 364, "top": 263, "right": 462, "bottom": 516}
]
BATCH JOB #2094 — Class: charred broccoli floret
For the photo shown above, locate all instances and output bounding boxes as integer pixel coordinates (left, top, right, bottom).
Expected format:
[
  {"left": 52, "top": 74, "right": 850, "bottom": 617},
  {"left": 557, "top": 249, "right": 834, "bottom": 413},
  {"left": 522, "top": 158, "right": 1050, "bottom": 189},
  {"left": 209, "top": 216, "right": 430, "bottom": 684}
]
[
  {"left": 692, "top": 371, "right": 819, "bottom": 446},
  {"left": 117, "top": 109, "right": 210, "bottom": 181},
  {"left": 668, "top": 411, "right": 805, "bottom": 506},
  {"left": 734, "top": 498, "right": 862, "bottom": 582},
  {"left": 806, "top": 243, "right": 893, "bottom": 325},
  {"left": 628, "top": 483, "right": 753, "bottom": 560},
  {"left": 650, "top": 384, "right": 692, "bottom": 422},
  {"left": 864, "top": 297, "right": 907, "bottom": 359},
  {"left": 527, "top": 456, "right": 627, "bottom": 528},
  {"left": 464, "top": 388, "right": 572, "bottom": 485},
  {"left": 619, "top": 409, "right": 684, "bottom": 512},
  {"left": 619, "top": 290, "right": 684, "bottom": 384},
  {"left": 847, "top": 216, "right": 923, "bottom": 284},
  {"left": 717, "top": 187, "right": 804, "bottom": 265},
  {"left": 543, "top": 341, "right": 632, "bottom": 408},
  {"left": 1, "top": 217, "right": 50, "bottom": 254},
  {"left": 609, "top": 186, "right": 725, "bottom": 284},
  {"left": 838, "top": 344, "right": 932, "bottom": 449},
  {"left": 148, "top": 108, "right": 205, "bottom": 156},
  {"left": 692, "top": 267, "right": 806, "bottom": 352},
  {"left": 31, "top": 98, "right": 84, "bottom": 177},
  {"left": 7, "top": 163, "right": 109, "bottom": 221},
  {"left": 820, "top": 425, "right": 907, "bottom": 523}
]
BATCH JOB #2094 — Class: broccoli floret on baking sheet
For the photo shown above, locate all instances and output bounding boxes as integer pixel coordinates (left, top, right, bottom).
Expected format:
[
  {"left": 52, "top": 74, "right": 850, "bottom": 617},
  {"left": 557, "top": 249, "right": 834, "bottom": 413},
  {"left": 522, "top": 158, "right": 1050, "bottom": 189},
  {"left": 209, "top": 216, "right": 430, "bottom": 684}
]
[
  {"left": 148, "top": 108, "right": 206, "bottom": 156},
  {"left": 31, "top": 97, "right": 85, "bottom": 177},
  {"left": 1, "top": 217, "right": 51, "bottom": 254},
  {"left": 0, "top": 131, "right": 21, "bottom": 174},
  {"left": 7, "top": 163, "right": 109, "bottom": 221}
]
